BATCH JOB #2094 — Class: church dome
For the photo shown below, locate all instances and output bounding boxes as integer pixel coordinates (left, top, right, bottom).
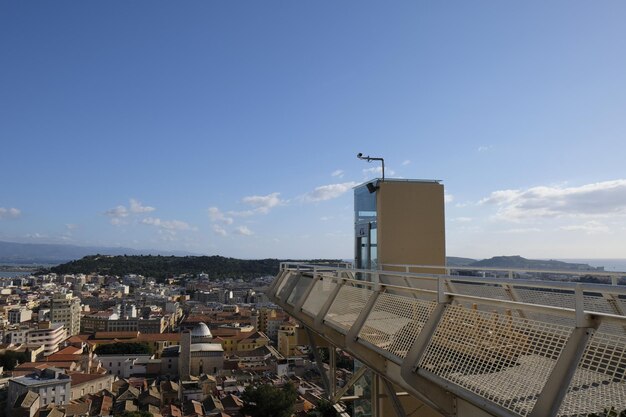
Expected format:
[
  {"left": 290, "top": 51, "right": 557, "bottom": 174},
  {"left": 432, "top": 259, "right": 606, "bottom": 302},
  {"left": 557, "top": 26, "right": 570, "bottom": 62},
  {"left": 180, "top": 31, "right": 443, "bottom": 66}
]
[{"left": 191, "top": 322, "right": 212, "bottom": 339}]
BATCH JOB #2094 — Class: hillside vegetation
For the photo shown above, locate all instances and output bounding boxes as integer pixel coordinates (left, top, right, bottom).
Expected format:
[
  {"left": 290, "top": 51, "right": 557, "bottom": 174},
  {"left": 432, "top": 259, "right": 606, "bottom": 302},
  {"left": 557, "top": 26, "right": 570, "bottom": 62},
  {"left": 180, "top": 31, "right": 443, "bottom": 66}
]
[{"left": 46, "top": 255, "right": 340, "bottom": 281}]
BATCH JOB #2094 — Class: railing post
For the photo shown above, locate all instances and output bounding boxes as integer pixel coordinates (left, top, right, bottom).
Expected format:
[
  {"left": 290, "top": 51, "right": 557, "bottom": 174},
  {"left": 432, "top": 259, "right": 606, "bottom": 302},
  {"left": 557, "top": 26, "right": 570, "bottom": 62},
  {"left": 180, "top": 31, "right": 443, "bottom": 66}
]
[
  {"left": 314, "top": 279, "right": 344, "bottom": 328},
  {"left": 278, "top": 272, "right": 301, "bottom": 305},
  {"left": 294, "top": 272, "right": 322, "bottom": 313},
  {"left": 346, "top": 284, "right": 383, "bottom": 345},
  {"left": 401, "top": 277, "right": 451, "bottom": 380},
  {"left": 528, "top": 286, "right": 599, "bottom": 417},
  {"left": 268, "top": 269, "right": 289, "bottom": 299}
]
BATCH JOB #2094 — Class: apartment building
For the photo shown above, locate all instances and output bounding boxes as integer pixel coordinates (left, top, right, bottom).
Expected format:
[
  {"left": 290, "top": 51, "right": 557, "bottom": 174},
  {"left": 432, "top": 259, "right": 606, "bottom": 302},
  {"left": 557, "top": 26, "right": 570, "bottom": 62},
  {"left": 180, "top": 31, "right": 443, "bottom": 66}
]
[
  {"left": 8, "top": 368, "right": 71, "bottom": 409},
  {"left": 8, "top": 307, "right": 33, "bottom": 324},
  {"left": 50, "top": 293, "right": 81, "bottom": 336},
  {"left": 6, "top": 322, "right": 67, "bottom": 356}
]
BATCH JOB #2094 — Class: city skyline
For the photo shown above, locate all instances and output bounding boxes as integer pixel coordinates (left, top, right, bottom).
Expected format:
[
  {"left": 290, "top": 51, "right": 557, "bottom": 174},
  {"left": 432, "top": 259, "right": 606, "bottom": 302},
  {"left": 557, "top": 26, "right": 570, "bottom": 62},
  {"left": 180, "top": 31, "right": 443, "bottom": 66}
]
[{"left": 2, "top": 1, "right": 626, "bottom": 259}]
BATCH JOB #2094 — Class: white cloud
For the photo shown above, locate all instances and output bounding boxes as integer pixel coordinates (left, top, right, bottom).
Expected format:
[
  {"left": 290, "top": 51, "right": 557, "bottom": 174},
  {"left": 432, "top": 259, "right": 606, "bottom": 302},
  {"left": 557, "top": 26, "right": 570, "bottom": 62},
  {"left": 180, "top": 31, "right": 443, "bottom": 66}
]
[
  {"left": 234, "top": 226, "right": 254, "bottom": 236},
  {"left": 402, "top": 160, "right": 411, "bottom": 166},
  {"left": 478, "top": 145, "right": 493, "bottom": 152},
  {"left": 451, "top": 217, "right": 472, "bottom": 223},
  {"left": 65, "top": 223, "right": 78, "bottom": 230},
  {"left": 228, "top": 210, "right": 255, "bottom": 218},
  {"left": 105, "top": 198, "right": 154, "bottom": 225},
  {"left": 363, "top": 166, "right": 396, "bottom": 177},
  {"left": 480, "top": 179, "right": 626, "bottom": 221},
  {"left": 560, "top": 221, "right": 611, "bottom": 235},
  {"left": 302, "top": 182, "right": 358, "bottom": 203},
  {"left": 495, "top": 227, "right": 542, "bottom": 234},
  {"left": 212, "top": 224, "right": 228, "bottom": 236},
  {"left": 130, "top": 199, "right": 155, "bottom": 214},
  {"left": 104, "top": 205, "right": 129, "bottom": 225},
  {"left": 242, "top": 192, "right": 284, "bottom": 214},
  {"left": 141, "top": 217, "right": 192, "bottom": 232},
  {"left": 331, "top": 169, "right": 344, "bottom": 178},
  {"left": 0, "top": 207, "right": 21, "bottom": 219},
  {"left": 208, "top": 207, "right": 234, "bottom": 224},
  {"left": 444, "top": 194, "right": 454, "bottom": 204}
]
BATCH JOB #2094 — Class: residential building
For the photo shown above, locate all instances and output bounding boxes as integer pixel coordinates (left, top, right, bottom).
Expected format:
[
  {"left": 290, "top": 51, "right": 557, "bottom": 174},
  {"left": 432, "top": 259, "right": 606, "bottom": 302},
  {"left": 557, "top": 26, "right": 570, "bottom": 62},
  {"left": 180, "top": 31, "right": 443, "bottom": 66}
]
[
  {"left": 9, "top": 307, "right": 33, "bottom": 324},
  {"left": 69, "top": 372, "right": 114, "bottom": 400},
  {"left": 50, "top": 293, "right": 81, "bottom": 336},
  {"left": 8, "top": 368, "right": 71, "bottom": 409},
  {"left": 96, "top": 354, "right": 153, "bottom": 378},
  {"left": 28, "top": 322, "right": 66, "bottom": 356},
  {"left": 6, "top": 322, "right": 66, "bottom": 356},
  {"left": 81, "top": 312, "right": 167, "bottom": 334},
  {"left": 277, "top": 323, "right": 299, "bottom": 357}
]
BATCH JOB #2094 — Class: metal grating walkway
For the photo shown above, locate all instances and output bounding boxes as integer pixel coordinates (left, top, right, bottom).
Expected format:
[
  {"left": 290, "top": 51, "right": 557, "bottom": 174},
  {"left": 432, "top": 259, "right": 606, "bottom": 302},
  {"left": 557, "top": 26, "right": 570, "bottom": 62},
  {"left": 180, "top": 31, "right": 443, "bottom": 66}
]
[{"left": 269, "top": 263, "right": 626, "bottom": 417}]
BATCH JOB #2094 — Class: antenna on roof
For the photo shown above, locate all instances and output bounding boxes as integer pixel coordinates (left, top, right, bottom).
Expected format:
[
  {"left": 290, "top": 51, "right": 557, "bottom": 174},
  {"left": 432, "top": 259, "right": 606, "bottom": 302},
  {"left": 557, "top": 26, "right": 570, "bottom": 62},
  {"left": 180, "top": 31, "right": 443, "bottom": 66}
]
[{"left": 356, "top": 153, "right": 385, "bottom": 180}]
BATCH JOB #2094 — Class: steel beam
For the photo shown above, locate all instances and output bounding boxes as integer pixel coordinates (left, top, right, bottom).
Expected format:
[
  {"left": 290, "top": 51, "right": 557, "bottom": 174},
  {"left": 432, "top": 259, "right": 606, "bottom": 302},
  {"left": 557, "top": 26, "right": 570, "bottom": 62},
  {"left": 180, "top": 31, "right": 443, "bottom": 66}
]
[
  {"left": 381, "top": 377, "right": 407, "bottom": 417},
  {"left": 307, "top": 327, "right": 331, "bottom": 398},
  {"left": 332, "top": 366, "right": 368, "bottom": 403},
  {"left": 314, "top": 279, "right": 344, "bottom": 327}
]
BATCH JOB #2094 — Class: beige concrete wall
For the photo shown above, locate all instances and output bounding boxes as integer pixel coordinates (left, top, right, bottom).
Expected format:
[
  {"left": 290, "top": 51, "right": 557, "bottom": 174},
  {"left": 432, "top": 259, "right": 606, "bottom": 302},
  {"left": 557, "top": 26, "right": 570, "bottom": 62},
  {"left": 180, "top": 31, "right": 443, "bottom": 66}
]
[{"left": 376, "top": 181, "right": 445, "bottom": 274}]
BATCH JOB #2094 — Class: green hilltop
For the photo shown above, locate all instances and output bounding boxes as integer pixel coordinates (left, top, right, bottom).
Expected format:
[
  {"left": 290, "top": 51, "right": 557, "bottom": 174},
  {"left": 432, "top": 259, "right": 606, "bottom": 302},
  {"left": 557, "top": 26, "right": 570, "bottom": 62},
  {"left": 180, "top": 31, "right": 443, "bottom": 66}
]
[{"left": 45, "top": 255, "right": 341, "bottom": 281}]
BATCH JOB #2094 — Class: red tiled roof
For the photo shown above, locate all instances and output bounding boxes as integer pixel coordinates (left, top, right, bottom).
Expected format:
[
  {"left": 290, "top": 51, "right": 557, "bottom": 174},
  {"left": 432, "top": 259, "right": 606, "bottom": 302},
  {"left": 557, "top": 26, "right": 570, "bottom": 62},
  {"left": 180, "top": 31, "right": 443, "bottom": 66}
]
[
  {"left": 45, "top": 354, "right": 84, "bottom": 362},
  {"left": 94, "top": 331, "right": 139, "bottom": 339},
  {"left": 55, "top": 346, "right": 82, "bottom": 355}
]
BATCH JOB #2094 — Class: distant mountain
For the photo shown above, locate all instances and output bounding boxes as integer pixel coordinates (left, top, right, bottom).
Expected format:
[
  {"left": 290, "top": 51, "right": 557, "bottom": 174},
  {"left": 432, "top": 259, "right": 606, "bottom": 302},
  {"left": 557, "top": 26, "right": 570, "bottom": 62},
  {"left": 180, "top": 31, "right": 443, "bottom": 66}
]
[
  {"left": 446, "top": 256, "right": 477, "bottom": 267},
  {"left": 467, "top": 255, "right": 601, "bottom": 271},
  {"left": 0, "top": 241, "right": 195, "bottom": 265}
]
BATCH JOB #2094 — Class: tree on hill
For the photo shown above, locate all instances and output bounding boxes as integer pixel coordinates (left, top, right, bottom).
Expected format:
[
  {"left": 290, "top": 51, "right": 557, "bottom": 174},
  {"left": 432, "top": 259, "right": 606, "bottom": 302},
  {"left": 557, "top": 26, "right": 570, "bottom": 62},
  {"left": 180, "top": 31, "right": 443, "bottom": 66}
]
[
  {"left": 94, "top": 342, "right": 153, "bottom": 355},
  {"left": 45, "top": 255, "right": 341, "bottom": 282},
  {"left": 240, "top": 383, "right": 298, "bottom": 417}
]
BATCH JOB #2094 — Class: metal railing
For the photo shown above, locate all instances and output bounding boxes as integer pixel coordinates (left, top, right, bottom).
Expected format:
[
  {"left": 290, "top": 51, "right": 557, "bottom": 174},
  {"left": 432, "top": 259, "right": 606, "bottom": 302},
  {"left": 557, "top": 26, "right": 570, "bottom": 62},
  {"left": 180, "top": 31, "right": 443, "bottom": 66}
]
[{"left": 270, "top": 263, "right": 626, "bottom": 417}]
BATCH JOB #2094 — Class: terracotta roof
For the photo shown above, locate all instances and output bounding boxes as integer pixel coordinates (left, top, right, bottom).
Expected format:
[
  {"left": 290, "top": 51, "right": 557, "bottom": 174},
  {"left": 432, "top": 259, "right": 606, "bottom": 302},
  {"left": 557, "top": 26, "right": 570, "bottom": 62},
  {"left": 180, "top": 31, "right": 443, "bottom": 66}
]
[
  {"left": 68, "top": 334, "right": 90, "bottom": 343},
  {"left": 136, "top": 333, "right": 181, "bottom": 342},
  {"left": 56, "top": 346, "right": 82, "bottom": 355},
  {"left": 94, "top": 331, "right": 139, "bottom": 339},
  {"left": 45, "top": 354, "right": 84, "bottom": 362},
  {"left": 63, "top": 401, "right": 90, "bottom": 416},
  {"left": 14, "top": 362, "right": 48, "bottom": 370}
]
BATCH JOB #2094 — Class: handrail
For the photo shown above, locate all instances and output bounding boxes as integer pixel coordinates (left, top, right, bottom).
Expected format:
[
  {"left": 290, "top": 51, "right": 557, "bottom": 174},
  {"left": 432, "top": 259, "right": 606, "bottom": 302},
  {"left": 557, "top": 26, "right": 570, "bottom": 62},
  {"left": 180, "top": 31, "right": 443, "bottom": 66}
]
[
  {"left": 279, "top": 262, "right": 626, "bottom": 297},
  {"left": 381, "top": 262, "right": 625, "bottom": 279},
  {"left": 305, "top": 273, "right": 626, "bottom": 325}
]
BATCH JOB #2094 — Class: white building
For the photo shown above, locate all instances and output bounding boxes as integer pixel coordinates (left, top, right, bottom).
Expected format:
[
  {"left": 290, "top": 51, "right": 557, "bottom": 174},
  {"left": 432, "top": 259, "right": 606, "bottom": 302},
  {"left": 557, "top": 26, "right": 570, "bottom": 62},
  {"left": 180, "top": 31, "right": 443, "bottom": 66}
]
[
  {"left": 50, "top": 292, "right": 81, "bottom": 336},
  {"left": 8, "top": 308, "right": 32, "bottom": 324},
  {"left": 97, "top": 354, "right": 153, "bottom": 378},
  {"left": 28, "top": 322, "right": 66, "bottom": 356},
  {"left": 6, "top": 322, "right": 66, "bottom": 356},
  {"left": 8, "top": 368, "right": 71, "bottom": 408}
]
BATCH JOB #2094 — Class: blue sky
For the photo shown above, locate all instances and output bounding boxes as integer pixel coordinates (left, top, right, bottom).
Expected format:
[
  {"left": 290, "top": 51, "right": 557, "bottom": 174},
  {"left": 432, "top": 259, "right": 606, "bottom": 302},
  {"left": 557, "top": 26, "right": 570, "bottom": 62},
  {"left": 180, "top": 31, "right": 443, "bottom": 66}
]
[{"left": 2, "top": 1, "right": 626, "bottom": 259}]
